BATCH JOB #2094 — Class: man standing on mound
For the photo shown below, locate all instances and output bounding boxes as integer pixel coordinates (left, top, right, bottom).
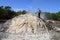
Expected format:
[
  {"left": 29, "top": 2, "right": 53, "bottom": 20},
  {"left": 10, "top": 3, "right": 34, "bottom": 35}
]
[{"left": 36, "top": 8, "right": 41, "bottom": 18}]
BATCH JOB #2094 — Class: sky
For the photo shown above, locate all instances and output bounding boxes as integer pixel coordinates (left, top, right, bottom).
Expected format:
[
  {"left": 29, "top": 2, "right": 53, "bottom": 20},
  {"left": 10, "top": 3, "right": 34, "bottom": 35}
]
[{"left": 0, "top": 0, "right": 60, "bottom": 13}]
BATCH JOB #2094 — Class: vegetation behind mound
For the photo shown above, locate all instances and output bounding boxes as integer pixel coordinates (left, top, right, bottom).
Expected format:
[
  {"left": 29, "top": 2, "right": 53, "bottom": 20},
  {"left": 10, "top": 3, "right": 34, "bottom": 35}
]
[{"left": 0, "top": 6, "right": 60, "bottom": 21}]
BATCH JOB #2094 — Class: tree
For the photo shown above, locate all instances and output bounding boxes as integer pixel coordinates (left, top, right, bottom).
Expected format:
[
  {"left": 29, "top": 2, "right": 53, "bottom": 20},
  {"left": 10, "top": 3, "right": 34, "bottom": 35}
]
[
  {"left": 51, "top": 14, "right": 57, "bottom": 20},
  {"left": 0, "top": 6, "right": 27, "bottom": 20},
  {"left": 16, "top": 11, "right": 22, "bottom": 15},
  {"left": 4, "top": 6, "right": 11, "bottom": 10},
  {"left": 56, "top": 12, "right": 60, "bottom": 21},
  {"left": 0, "top": 6, "right": 16, "bottom": 19},
  {"left": 22, "top": 10, "right": 27, "bottom": 14}
]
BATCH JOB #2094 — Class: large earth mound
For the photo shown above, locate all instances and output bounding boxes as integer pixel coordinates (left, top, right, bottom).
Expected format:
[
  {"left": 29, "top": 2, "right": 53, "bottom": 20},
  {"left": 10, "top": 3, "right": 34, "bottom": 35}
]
[
  {"left": 1, "top": 13, "right": 51, "bottom": 40},
  {"left": 3, "top": 13, "right": 48, "bottom": 34}
]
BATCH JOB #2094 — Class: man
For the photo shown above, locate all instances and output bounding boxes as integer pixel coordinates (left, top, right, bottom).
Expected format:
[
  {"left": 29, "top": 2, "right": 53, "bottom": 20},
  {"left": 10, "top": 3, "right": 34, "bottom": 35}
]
[{"left": 36, "top": 8, "right": 41, "bottom": 18}]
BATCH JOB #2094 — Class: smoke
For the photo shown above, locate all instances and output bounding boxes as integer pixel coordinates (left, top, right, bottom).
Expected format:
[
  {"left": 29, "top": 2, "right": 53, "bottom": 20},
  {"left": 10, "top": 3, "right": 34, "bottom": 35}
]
[{"left": 40, "top": 13, "right": 47, "bottom": 20}]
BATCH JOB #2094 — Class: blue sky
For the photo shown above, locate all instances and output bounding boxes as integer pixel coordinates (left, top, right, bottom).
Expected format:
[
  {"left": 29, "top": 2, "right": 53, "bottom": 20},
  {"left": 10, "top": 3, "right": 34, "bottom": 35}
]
[{"left": 0, "top": 0, "right": 60, "bottom": 13}]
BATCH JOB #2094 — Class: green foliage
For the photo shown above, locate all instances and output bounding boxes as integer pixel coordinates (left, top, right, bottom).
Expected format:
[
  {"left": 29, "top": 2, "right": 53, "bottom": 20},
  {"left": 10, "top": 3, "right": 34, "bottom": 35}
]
[
  {"left": 16, "top": 10, "right": 27, "bottom": 15},
  {"left": 0, "top": 6, "right": 27, "bottom": 20},
  {"left": 22, "top": 10, "right": 27, "bottom": 14},
  {"left": 43, "top": 12, "right": 60, "bottom": 21},
  {"left": 56, "top": 12, "right": 60, "bottom": 21},
  {"left": 0, "top": 6, "right": 60, "bottom": 21},
  {"left": 51, "top": 13, "right": 57, "bottom": 20}
]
